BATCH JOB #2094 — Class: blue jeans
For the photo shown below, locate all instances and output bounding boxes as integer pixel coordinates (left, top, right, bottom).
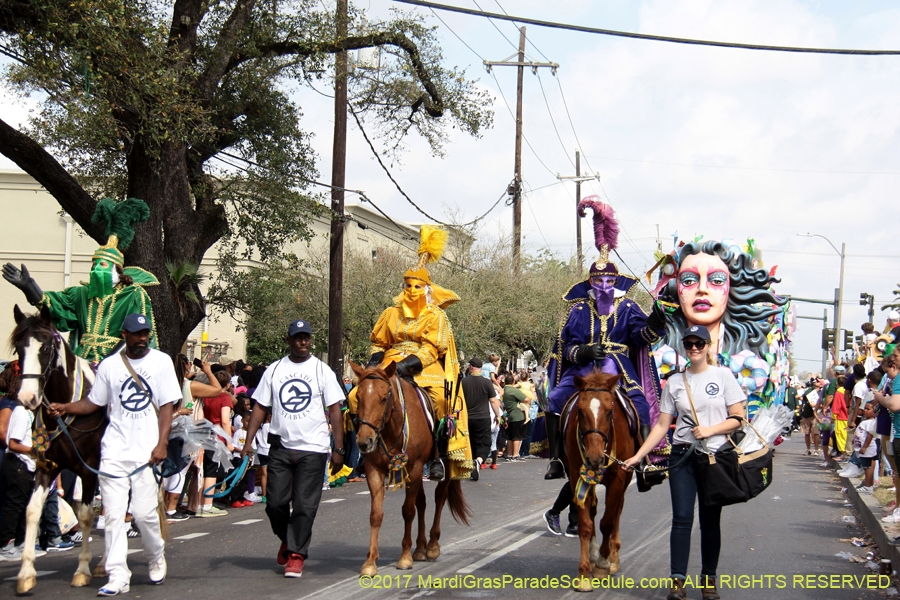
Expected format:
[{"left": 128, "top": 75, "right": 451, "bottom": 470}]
[
  {"left": 668, "top": 445, "right": 722, "bottom": 580},
  {"left": 345, "top": 430, "right": 360, "bottom": 478}
]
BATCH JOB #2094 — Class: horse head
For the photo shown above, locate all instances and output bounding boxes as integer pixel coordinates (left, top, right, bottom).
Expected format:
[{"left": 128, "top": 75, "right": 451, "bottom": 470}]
[
  {"left": 11, "top": 304, "right": 68, "bottom": 410},
  {"left": 573, "top": 370, "right": 621, "bottom": 472},
  {"left": 350, "top": 360, "right": 398, "bottom": 455}
]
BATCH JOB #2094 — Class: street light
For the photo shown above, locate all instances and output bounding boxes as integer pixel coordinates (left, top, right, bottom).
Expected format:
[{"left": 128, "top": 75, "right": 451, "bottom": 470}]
[{"left": 797, "top": 233, "right": 846, "bottom": 353}]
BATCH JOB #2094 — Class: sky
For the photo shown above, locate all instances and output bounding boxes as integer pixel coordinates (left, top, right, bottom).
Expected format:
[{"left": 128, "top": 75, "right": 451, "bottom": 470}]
[{"left": 3, "top": 0, "right": 900, "bottom": 371}]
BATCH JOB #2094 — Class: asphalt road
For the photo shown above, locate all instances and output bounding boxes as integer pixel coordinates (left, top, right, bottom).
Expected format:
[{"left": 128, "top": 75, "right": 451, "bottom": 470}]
[{"left": 0, "top": 436, "right": 891, "bottom": 599}]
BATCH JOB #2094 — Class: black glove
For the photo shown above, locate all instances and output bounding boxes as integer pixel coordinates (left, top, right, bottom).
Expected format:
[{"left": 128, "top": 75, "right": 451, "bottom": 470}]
[
  {"left": 366, "top": 352, "right": 385, "bottom": 369},
  {"left": 3, "top": 263, "right": 43, "bottom": 305},
  {"left": 645, "top": 301, "right": 667, "bottom": 332},
  {"left": 576, "top": 344, "right": 606, "bottom": 365},
  {"left": 396, "top": 355, "right": 423, "bottom": 380}
]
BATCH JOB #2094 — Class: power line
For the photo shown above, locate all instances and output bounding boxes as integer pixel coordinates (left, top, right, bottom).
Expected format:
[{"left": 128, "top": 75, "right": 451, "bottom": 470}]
[
  {"left": 471, "top": 0, "right": 518, "bottom": 52},
  {"left": 428, "top": 7, "right": 485, "bottom": 60},
  {"left": 582, "top": 154, "right": 900, "bottom": 176},
  {"left": 536, "top": 73, "right": 575, "bottom": 168},
  {"left": 488, "top": 70, "right": 557, "bottom": 178},
  {"left": 491, "top": 0, "right": 552, "bottom": 62},
  {"left": 397, "top": 0, "right": 900, "bottom": 55}
]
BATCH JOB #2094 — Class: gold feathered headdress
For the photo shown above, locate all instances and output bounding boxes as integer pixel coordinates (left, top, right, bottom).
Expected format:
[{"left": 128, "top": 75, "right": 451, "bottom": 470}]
[{"left": 398, "top": 226, "right": 460, "bottom": 309}]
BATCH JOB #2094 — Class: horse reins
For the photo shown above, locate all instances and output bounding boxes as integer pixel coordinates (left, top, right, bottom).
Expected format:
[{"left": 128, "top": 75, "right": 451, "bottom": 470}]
[
  {"left": 577, "top": 387, "right": 616, "bottom": 472},
  {"left": 358, "top": 373, "right": 405, "bottom": 457}
]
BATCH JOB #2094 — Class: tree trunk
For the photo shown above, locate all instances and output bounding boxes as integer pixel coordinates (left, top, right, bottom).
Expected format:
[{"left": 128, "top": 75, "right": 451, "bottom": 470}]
[{"left": 122, "top": 141, "right": 227, "bottom": 356}]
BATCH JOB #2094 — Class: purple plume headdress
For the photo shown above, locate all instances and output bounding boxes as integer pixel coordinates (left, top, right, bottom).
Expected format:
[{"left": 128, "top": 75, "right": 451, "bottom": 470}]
[{"left": 578, "top": 196, "right": 620, "bottom": 276}]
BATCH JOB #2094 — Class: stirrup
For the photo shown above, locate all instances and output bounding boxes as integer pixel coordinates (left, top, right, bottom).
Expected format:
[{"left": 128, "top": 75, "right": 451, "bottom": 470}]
[
  {"left": 428, "top": 459, "right": 446, "bottom": 481},
  {"left": 544, "top": 458, "right": 565, "bottom": 480}
]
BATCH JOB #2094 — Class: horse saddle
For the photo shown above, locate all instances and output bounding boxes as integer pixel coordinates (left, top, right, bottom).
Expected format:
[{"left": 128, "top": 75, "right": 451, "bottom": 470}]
[{"left": 559, "top": 387, "right": 640, "bottom": 440}]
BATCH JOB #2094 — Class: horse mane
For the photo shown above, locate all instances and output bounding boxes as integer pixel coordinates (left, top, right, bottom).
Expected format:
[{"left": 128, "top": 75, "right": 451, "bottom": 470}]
[
  {"left": 9, "top": 312, "right": 55, "bottom": 351},
  {"left": 576, "top": 370, "right": 620, "bottom": 397}
]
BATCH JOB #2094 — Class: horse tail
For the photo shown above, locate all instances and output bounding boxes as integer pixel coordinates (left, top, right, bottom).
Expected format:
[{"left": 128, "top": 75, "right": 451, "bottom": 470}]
[
  {"left": 447, "top": 479, "right": 472, "bottom": 526},
  {"left": 157, "top": 486, "right": 170, "bottom": 542}
]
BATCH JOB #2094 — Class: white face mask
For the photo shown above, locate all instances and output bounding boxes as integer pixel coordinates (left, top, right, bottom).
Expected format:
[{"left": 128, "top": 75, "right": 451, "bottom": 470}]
[{"left": 111, "top": 268, "right": 120, "bottom": 287}]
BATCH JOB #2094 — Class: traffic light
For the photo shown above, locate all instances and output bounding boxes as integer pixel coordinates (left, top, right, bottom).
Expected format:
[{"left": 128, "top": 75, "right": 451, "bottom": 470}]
[
  {"left": 857, "top": 334, "right": 865, "bottom": 348},
  {"left": 821, "top": 328, "right": 835, "bottom": 350},
  {"left": 843, "top": 330, "right": 854, "bottom": 351}
]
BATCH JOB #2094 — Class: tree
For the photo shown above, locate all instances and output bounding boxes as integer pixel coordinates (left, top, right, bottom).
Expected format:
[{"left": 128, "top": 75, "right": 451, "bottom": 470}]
[
  {"left": 883, "top": 284, "right": 900, "bottom": 315},
  {"left": 0, "top": 0, "right": 492, "bottom": 353}
]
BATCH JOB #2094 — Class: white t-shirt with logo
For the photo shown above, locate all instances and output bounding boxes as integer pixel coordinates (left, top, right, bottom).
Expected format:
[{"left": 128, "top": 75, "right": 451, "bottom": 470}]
[
  {"left": 89, "top": 349, "right": 182, "bottom": 463},
  {"left": 252, "top": 356, "right": 343, "bottom": 454},
  {"left": 854, "top": 418, "right": 878, "bottom": 458},
  {"left": 659, "top": 366, "right": 745, "bottom": 452},
  {"left": 232, "top": 427, "right": 252, "bottom": 459},
  {"left": 5, "top": 405, "right": 35, "bottom": 472}
]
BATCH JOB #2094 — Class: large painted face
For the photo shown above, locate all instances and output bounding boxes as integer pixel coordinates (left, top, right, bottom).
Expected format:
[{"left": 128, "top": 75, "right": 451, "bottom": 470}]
[{"left": 677, "top": 253, "right": 729, "bottom": 328}]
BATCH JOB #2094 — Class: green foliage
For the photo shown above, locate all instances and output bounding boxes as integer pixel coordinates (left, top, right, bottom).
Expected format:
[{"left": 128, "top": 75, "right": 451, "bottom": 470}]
[
  {"left": 165, "top": 261, "right": 204, "bottom": 317},
  {"left": 882, "top": 284, "right": 900, "bottom": 313}
]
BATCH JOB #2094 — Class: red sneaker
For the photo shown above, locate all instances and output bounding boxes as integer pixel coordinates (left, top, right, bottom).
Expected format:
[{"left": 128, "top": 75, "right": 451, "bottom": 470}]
[
  {"left": 241, "top": 500, "right": 255, "bottom": 507},
  {"left": 490, "top": 464, "right": 497, "bottom": 470},
  {"left": 480, "top": 463, "right": 488, "bottom": 470},
  {"left": 276, "top": 542, "right": 288, "bottom": 566},
  {"left": 231, "top": 501, "right": 244, "bottom": 509},
  {"left": 284, "top": 553, "right": 304, "bottom": 578}
]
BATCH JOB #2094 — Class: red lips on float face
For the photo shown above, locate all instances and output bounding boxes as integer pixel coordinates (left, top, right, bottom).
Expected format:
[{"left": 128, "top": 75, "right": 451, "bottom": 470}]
[{"left": 677, "top": 253, "right": 729, "bottom": 328}]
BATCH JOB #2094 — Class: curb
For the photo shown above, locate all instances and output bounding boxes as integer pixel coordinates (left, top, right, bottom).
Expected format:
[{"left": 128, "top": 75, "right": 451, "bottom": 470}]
[{"left": 831, "top": 456, "right": 900, "bottom": 571}]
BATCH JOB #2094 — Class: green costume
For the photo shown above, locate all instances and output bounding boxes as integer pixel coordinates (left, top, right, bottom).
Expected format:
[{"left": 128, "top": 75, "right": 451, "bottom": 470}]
[{"left": 4, "top": 197, "right": 157, "bottom": 362}]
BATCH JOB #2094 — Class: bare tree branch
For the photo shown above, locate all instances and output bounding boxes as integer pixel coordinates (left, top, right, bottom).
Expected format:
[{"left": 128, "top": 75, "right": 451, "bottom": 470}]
[{"left": 196, "top": 0, "right": 258, "bottom": 101}]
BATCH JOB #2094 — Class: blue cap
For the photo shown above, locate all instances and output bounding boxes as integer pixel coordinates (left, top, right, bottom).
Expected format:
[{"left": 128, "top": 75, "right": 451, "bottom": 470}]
[
  {"left": 122, "top": 313, "right": 151, "bottom": 333},
  {"left": 288, "top": 319, "right": 312, "bottom": 337},
  {"left": 682, "top": 325, "right": 712, "bottom": 341}
]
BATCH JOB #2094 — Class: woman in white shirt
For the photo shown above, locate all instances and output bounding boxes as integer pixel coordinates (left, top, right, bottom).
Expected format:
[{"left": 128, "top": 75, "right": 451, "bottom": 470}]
[{"left": 625, "top": 325, "right": 744, "bottom": 600}]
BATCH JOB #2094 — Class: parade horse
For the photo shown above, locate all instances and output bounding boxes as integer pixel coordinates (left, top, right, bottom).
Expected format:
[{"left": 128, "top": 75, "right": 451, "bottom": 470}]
[
  {"left": 350, "top": 361, "right": 471, "bottom": 577},
  {"left": 564, "top": 371, "right": 637, "bottom": 592},
  {"left": 10, "top": 305, "right": 105, "bottom": 594}
]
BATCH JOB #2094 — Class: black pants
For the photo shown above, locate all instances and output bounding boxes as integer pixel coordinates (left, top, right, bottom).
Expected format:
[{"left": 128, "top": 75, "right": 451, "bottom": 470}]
[
  {"left": 551, "top": 483, "right": 578, "bottom": 527},
  {"left": 0, "top": 454, "right": 34, "bottom": 547},
  {"left": 265, "top": 436, "right": 327, "bottom": 559},
  {"left": 469, "top": 417, "right": 492, "bottom": 462},
  {"left": 228, "top": 457, "right": 250, "bottom": 504}
]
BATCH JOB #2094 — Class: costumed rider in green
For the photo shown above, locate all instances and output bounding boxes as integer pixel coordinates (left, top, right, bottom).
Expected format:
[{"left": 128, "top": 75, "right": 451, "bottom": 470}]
[{"left": 3, "top": 198, "right": 158, "bottom": 363}]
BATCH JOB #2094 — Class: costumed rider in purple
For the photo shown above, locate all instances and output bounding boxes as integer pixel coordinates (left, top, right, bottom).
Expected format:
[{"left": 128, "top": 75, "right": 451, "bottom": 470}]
[{"left": 544, "top": 198, "right": 667, "bottom": 485}]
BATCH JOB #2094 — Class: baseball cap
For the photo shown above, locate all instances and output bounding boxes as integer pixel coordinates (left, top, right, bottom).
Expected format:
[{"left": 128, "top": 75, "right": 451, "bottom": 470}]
[
  {"left": 833, "top": 365, "right": 846, "bottom": 373},
  {"left": 218, "top": 355, "right": 235, "bottom": 366},
  {"left": 682, "top": 325, "right": 712, "bottom": 341},
  {"left": 122, "top": 313, "right": 151, "bottom": 333},
  {"left": 468, "top": 358, "right": 484, "bottom": 368},
  {"left": 890, "top": 310, "right": 900, "bottom": 322},
  {"left": 288, "top": 319, "right": 313, "bottom": 337}
]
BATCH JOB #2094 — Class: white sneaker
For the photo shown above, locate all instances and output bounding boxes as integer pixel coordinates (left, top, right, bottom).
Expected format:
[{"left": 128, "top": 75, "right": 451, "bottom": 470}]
[
  {"left": 149, "top": 555, "right": 167, "bottom": 585},
  {"left": 857, "top": 486, "right": 875, "bottom": 495},
  {"left": 883, "top": 508, "right": 900, "bottom": 523},
  {"left": 244, "top": 492, "right": 262, "bottom": 503},
  {"left": 97, "top": 580, "right": 130, "bottom": 596},
  {"left": 96, "top": 515, "right": 106, "bottom": 530},
  {"left": 196, "top": 505, "right": 228, "bottom": 518}
]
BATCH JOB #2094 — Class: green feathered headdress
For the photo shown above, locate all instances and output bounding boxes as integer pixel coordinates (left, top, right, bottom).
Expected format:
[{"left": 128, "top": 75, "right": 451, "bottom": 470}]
[{"left": 90, "top": 198, "right": 150, "bottom": 267}]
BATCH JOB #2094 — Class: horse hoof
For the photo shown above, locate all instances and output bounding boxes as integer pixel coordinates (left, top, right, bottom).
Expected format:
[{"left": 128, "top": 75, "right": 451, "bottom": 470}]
[
  {"left": 397, "top": 558, "right": 414, "bottom": 570},
  {"left": 71, "top": 572, "right": 92, "bottom": 587},
  {"left": 609, "top": 562, "right": 620, "bottom": 575},
  {"left": 592, "top": 565, "right": 609, "bottom": 579},
  {"left": 17, "top": 575, "right": 37, "bottom": 594},
  {"left": 425, "top": 549, "right": 440, "bottom": 562},
  {"left": 92, "top": 565, "right": 107, "bottom": 578},
  {"left": 360, "top": 564, "right": 378, "bottom": 578},
  {"left": 412, "top": 550, "right": 427, "bottom": 561},
  {"left": 573, "top": 577, "right": 593, "bottom": 592}
]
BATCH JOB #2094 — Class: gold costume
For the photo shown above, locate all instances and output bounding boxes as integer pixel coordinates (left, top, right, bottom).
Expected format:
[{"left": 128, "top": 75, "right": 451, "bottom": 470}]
[{"left": 353, "top": 226, "right": 473, "bottom": 480}]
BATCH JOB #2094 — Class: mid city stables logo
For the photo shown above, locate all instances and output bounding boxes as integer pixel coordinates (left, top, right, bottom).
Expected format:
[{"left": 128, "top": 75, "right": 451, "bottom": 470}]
[
  {"left": 705, "top": 382, "right": 720, "bottom": 396},
  {"left": 120, "top": 374, "right": 153, "bottom": 418},
  {"left": 278, "top": 378, "right": 313, "bottom": 419}
]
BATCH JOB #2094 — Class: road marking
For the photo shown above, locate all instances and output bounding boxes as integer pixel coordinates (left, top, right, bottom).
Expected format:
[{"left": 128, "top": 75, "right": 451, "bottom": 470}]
[
  {"left": 128, "top": 549, "right": 141, "bottom": 554},
  {"left": 457, "top": 531, "right": 544, "bottom": 574},
  {"left": 321, "top": 498, "right": 345, "bottom": 504},
  {"left": 356, "top": 491, "right": 370, "bottom": 495},
  {"left": 4, "top": 571, "right": 55, "bottom": 581},
  {"left": 174, "top": 532, "right": 209, "bottom": 540},
  {"left": 233, "top": 519, "right": 263, "bottom": 525}
]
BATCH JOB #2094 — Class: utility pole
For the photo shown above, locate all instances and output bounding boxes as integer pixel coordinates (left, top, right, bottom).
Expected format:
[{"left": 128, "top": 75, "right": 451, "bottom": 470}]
[
  {"left": 836, "top": 242, "right": 846, "bottom": 342},
  {"left": 485, "top": 27, "right": 558, "bottom": 274},
  {"left": 556, "top": 151, "right": 599, "bottom": 273},
  {"left": 860, "top": 293, "right": 875, "bottom": 324},
  {"left": 327, "top": 0, "right": 348, "bottom": 375}
]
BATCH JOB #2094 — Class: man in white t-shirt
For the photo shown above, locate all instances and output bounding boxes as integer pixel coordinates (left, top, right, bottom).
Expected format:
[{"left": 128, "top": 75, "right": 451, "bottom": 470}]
[
  {"left": 51, "top": 313, "right": 180, "bottom": 596},
  {"left": 242, "top": 319, "right": 345, "bottom": 579}
]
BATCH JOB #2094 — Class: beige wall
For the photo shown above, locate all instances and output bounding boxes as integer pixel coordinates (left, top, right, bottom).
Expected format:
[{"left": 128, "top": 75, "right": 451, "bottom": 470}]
[{"left": 0, "top": 169, "right": 468, "bottom": 361}]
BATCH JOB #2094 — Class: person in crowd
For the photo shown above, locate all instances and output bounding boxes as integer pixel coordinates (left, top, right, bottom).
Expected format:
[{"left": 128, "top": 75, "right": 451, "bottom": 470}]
[
  {"left": 887, "top": 311, "right": 900, "bottom": 344},
  {"left": 241, "top": 319, "right": 345, "bottom": 578},
  {"left": 461, "top": 358, "right": 501, "bottom": 480},
  {"left": 49, "top": 313, "right": 179, "bottom": 596},
  {"left": 501, "top": 373, "right": 530, "bottom": 462},
  {"left": 831, "top": 376, "right": 849, "bottom": 455},
  {"left": 247, "top": 409, "right": 272, "bottom": 503},
  {"left": 875, "top": 354, "right": 900, "bottom": 524},
  {"left": 624, "top": 325, "right": 744, "bottom": 600},
  {"left": 0, "top": 401, "right": 43, "bottom": 561},
  {"left": 840, "top": 400, "right": 878, "bottom": 494},
  {"left": 230, "top": 414, "right": 255, "bottom": 508},
  {"left": 198, "top": 371, "right": 234, "bottom": 518},
  {"left": 483, "top": 354, "right": 501, "bottom": 392},
  {"left": 799, "top": 379, "right": 823, "bottom": 456},
  {"left": 847, "top": 363, "right": 868, "bottom": 428}
]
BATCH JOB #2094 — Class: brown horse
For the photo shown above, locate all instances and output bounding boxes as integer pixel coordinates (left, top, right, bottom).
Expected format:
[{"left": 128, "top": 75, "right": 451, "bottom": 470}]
[
  {"left": 350, "top": 361, "right": 471, "bottom": 577},
  {"left": 10, "top": 305, "right": 106, "bottom": 594},
  {"left": 565, "top": 371, "right": 637, "bottom": 592}
]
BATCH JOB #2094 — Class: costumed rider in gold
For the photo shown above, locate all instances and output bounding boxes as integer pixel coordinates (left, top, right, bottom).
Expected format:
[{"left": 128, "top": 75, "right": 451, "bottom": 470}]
[
  {"left": 365, "top": 226, "right": 473, "bottom": 482},
  {"left": 3, "top": 198, "right": 158, "bottom": 363}
]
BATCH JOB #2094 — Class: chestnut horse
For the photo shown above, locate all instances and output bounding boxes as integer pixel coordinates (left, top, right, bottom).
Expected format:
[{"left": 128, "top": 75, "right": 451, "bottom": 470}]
[
  {"left": 350, "top": 361, "right": 471, "bottom": 577},
  {"left": 10, "top": 305, "right": 105, "bottom": 594},
  {"left": 565, "top": 371, "right": 637, "bottom": 592}
]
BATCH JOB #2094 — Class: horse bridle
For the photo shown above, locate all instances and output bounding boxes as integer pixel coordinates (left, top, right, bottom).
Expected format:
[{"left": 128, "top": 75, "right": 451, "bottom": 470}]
[
  {"left": 578, "top": 387, "right": 616, "bottom": 469},
  {"left": 19, "top": 330, "right": 62, "bottom": 410},
  {"left": 356, "top": 373, "right": 405, "bottom": 456}
]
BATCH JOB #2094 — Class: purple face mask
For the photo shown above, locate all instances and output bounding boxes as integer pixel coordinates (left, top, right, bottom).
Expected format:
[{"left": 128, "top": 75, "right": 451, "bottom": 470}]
[{"left": 591, "top": 276, "right": 616, "bottom": 315}]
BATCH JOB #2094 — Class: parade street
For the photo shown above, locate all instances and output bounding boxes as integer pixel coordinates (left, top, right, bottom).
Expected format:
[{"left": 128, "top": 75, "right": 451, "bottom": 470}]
[{"left": 0, "top": 436, "right": 886, "bottom": 600}]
